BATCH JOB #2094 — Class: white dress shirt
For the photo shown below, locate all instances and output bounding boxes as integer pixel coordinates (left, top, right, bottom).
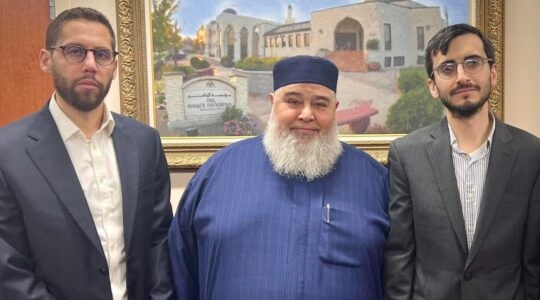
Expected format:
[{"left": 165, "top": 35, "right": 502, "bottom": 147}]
[{"left": 49, "top": 96, "right": 127, "bottom": 300}]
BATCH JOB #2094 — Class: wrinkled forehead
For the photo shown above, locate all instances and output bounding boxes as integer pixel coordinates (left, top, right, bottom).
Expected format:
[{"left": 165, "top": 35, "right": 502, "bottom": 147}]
[
  {"left": 274, "top": 83, "right": 337, "bottom": 100},
  {"left": 56, "top": 20, "right": 115, "bottom": 48}
]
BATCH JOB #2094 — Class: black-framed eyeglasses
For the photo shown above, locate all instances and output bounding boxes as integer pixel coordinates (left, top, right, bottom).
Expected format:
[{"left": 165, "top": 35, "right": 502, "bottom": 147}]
[
  {"left": 48, "top": 45, "right": 118, "bottom": 66},
  {"left": 432, "top": 57, "right": 493, "bottom": 79}
]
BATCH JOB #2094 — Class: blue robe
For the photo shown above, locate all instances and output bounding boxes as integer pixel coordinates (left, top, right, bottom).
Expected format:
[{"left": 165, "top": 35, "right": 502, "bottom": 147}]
[{"left": 169, "top": 136, "right": 389, "bottom": 299}]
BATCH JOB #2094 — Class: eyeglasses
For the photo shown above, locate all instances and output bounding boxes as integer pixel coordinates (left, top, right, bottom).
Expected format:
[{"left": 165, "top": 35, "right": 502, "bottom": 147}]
[
  {"left": 432, "top": 57, "right": 493, "bottom": 79},
  {"left": 48, "top": 45, "right": 118, "bottom": 66}
]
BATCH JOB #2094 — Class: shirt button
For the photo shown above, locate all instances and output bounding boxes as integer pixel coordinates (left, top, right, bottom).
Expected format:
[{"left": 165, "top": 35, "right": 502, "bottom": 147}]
[
  {"left": 463, "top": 272, "right": 472, "bottom": 281},
  {"left": 99, "top": 267, "right": 109, "bottom": 276}
]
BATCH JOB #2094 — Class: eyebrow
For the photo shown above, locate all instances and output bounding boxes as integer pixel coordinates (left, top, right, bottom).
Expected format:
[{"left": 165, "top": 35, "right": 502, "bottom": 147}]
[
  {"left": 282, "top": 91, "right": 332, "bottom": 102},
  {"left": 282, "top": 91, "right": 302, "bottom": 97},
  {"left": 464, "top": 54, "right": 484, "bottom": 60},
  {"left": 440, "top": 54, "right": 484, "bottom": 65}
]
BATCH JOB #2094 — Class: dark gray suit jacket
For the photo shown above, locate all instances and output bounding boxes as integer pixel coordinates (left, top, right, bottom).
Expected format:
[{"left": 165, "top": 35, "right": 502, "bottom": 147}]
[
  {"left": 0, "top": 104, "right": 175, "bottom": 299},
  {"left": 384, "top": 117, "right": 540, "bottom": 300}
]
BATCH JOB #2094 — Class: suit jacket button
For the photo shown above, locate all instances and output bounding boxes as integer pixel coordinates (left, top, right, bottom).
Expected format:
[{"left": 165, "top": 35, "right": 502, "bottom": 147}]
[
  {"left": 463, "top": 272, "right": 472, "bottom": 281},
  {"left": 99, "top": 267, "right": 109, "bottom": 275}
]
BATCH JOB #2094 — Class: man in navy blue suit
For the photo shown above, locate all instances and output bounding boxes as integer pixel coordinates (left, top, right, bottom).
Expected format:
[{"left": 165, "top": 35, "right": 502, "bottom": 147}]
[{"left": 0, "top": 7, "right": 174, "bottom": 299}]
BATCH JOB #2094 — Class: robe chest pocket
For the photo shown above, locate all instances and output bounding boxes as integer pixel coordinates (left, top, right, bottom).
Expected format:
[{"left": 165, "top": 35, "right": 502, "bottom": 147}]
[{"left": 318, "top": 206, "right": 364, "bottom": 267}]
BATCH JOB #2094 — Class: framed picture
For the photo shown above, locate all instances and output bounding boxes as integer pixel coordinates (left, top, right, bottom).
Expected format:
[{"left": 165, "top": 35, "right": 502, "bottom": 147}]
[{"left": 115, "top": 0, "right": 504, "bottom": 169}]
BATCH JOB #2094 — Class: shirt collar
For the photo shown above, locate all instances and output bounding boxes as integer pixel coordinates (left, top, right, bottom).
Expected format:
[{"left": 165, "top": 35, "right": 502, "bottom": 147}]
[
  {"left": 448, "top": 112, "right": 496, "bottom": 150},
  {"left": 49, "top": 93, "right": 116, "bottom": 141}
]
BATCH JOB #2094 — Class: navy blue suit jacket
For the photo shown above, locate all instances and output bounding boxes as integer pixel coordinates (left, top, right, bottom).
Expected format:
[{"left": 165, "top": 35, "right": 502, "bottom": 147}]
[{"left": 0, "top": 104, "right": 174, "bottom": 299}]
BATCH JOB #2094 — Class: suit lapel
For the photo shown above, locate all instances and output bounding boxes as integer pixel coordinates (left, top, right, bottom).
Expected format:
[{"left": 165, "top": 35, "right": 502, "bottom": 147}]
[
  {"left": 466, "top": 120, "right": 515, "bottom": 266},
  {"left": 111, "top": 116, "right": 139, "bottom": 251},
  {"left": 426, "top": 119, "right": 468, "bottom": 253},
  {"left": 26, "top": 106, "right": 104, "bottom": 255}
]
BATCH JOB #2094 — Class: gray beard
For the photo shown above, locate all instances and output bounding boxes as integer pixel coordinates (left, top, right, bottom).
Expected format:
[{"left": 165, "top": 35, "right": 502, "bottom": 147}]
[{"left": 263, "top": 115, "right": 343, "bottom": 181}]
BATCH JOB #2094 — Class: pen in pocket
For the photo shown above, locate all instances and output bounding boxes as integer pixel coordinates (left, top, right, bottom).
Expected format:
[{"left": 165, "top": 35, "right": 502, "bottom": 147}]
[{"left": 325, "top": 203, "right": 331, "bottom": 223}]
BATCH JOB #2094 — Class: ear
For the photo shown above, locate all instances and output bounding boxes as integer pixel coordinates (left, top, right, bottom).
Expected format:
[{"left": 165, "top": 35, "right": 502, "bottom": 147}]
[
  {"left": 489, "top": 63, "right": 497, "bottom": 87},
  {"left": 335, "top": 100, "right": 339, "bottom": 110},
  {"left": 112, "top": 62, "right": 118, "bottom": 79},
  {"left": 269, "top": 92, "right": 275, "bottom": 105},
  {"left": 39, "top": 49, "right": 53, "bottom": 73},
  {"left": 427, "top": 78, "right": 439, "bottom": 99}
]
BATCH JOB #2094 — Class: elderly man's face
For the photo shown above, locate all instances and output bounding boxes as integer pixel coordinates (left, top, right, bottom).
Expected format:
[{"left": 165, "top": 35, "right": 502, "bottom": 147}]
[
  {"left": 269, "top": 83, "right": 338, "bottom": 143},
  {"left": 264, "top": 83, "right": 342, "bottom": 181}
]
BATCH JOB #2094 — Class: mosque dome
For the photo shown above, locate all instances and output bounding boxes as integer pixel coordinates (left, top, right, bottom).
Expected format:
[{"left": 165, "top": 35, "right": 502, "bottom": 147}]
[{"left": 222, "top": 8, "right": 237, "bottom": 15}]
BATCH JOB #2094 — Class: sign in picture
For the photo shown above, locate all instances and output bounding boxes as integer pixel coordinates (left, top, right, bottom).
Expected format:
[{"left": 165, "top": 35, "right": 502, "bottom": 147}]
[{"left": 185, "top": 91, "right": 234, "bottom": 115}]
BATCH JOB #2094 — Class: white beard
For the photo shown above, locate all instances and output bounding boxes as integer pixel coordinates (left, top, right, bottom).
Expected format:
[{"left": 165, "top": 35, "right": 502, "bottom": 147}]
[{"left": 263, "top": 114, "right": 343, "bottom": 181}]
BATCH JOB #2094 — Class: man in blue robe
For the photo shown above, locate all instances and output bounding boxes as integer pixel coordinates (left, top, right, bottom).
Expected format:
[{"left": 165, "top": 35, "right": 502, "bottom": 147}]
[{"left": 168, "top": 55, "right": 389, "bottom": 299}]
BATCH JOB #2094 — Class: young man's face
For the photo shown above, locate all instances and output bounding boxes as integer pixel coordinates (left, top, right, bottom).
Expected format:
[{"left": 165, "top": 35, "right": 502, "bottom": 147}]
[
  {"left": 269, "top": 83, "right": 339, "bottom": 143},
  {"left": 428, "top": 33, "right": 497, "bottom": 118},
  {"left": 39, "top": 20, "right": 117, "bottom": 112}
]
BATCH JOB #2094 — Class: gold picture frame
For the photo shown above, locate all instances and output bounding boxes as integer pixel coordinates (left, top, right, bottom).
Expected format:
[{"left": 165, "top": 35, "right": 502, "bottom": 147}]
[{"left": 115, "top": 0, "right": 504, "bottom": 170}]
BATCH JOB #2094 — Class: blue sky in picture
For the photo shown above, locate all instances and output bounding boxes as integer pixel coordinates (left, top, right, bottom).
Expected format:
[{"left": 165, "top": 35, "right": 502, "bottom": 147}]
[{"left": 174, "top": 0, "right": 469, "bottom": 37}]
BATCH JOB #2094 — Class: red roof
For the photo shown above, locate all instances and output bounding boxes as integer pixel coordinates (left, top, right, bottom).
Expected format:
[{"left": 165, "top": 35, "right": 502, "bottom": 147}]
[{"left": 336, "top": 101, "right": 378, "bottom": 125}]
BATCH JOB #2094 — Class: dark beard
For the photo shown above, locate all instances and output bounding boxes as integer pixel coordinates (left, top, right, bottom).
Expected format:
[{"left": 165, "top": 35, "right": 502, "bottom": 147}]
[
  {"left": 53, "top": 70, "right": 111, "bottom": 112},
  {"left": 440, "top": 83, "right": 490, "bottom": 118}
]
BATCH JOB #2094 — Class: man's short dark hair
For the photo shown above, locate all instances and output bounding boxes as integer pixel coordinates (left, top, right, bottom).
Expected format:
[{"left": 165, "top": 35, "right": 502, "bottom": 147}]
[
  {"left": 425, "top": 23, "right": 495, "bottom": 79},
  {"left": 46, "top": 7, "right": 116, "bottom": 50}
]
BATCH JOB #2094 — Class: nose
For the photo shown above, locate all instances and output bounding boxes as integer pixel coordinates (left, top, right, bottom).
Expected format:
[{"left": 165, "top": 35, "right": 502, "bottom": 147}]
[
  {"left": 455, "top": 63, "right": 471, "bottom": 84},
  {"left": 298, "top": 105, "right": 314, "bottom": 121},
  {"left": 82, "top": 51, "right": 98, "bottom": 70}
]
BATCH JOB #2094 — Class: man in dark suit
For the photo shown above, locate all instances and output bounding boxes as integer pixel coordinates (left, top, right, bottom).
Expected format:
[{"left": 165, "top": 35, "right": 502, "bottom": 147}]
[
  {"left": 0, "top": 7, "right": 174, "bottom": 299},
  {"left": 384, "top": 23, "right": 540, "bottom": 299}
]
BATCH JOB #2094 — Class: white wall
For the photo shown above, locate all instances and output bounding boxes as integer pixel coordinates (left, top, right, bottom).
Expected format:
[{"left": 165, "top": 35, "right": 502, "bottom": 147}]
[{"left": 56, "top": 0, "right": 540, "bottom": 211}]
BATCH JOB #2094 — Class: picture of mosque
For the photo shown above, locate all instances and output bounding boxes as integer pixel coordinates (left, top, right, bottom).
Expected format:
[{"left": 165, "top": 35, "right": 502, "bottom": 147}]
[
  {"left": 204, "top": 0, "right": 445, "bottom": 72},
  {"left": 157, "top": 0, "right": 457, "bottom": 136}
]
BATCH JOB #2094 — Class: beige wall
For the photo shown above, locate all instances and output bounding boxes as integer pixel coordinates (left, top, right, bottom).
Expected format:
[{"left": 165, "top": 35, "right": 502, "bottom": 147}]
[
  {"left": 56, "top": 0, "right": 540, "bottom": 210},
  {"left": 504, "top": 0, "right": 540, "bottom": 138}
]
